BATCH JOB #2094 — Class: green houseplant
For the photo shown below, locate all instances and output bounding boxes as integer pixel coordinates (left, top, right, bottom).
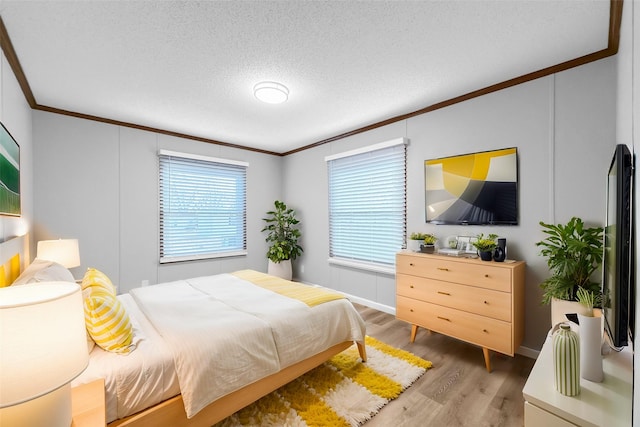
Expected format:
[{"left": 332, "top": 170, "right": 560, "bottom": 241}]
[
  {"left": 473, "top": 233, "right": 498, "bottom": 261},
  {"left": 262, "top": 201, "right": 303, "bottom": 279},
  {"left": 420, "top": 233, "right": 438, "bottom": 253},
  {"left": 536, "top": 217, "right": 603, "bottom": 305},
  {"left": 410, "top": 232, "right": 428, "bottom": 241},
  {"left": 408, "top": 232, "right": 425, "bottom": 252},
  {"left": 576, "top": 287, "right": 602, "bottom": 317},
  {"left": 423, "top": 234, "right": 438, "bottom": 245}
]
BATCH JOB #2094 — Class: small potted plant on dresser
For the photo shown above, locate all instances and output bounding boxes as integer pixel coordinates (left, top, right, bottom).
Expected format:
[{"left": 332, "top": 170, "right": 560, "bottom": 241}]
[
  {"left": 473, "top": 233, "right": 498, "bottom": 261},
  {"left": 420, "top": 234, "right": 438, "bottom": 253},
  {"left": 408, "top": 233, "right": 427, "bottom": 252}
]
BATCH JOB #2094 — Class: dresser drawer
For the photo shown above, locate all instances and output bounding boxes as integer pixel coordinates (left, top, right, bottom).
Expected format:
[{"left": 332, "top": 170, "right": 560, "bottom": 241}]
[
  {"left": 396, "top": 295, "right": 513, "bottom": 355},
  {"left": 396, "top": 253, "right": 512, "bottom": 292},
  {"left": 396, "top": 273, "right": 511, "bottom": 322}
]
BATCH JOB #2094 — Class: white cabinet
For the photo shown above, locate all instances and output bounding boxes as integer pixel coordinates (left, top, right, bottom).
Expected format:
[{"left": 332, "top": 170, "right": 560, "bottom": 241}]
[{"left": 523, "top": 332, "right": 632, "bottom": 427}]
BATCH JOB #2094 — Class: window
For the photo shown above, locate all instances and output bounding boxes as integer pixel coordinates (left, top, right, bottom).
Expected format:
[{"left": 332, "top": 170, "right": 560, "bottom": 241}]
[
  {"left": 158, "top": 150, "right": 248, "bottom": 263},
  {"left": 326, "top": 138, "right": 407, "bottom": 271}
]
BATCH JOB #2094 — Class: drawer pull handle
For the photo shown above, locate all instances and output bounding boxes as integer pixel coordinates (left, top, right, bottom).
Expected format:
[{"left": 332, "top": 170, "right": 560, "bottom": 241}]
[
  {"left": 483, "top": 329, "right": 489, "bottom": 333},
  {"left": 437, "top": 267, "right": 449, "bottom": 271},
  {"left": 410, "top": 285, "right": 414, "bottom": 288},
  {"left": 410, "top": 309, "right": 414, "bottom": 312},
  {"left": 409, "top": 263, "right": 414, "bottom": 266},
  {"left": 437, "top": 316, "right": 451, "bottom": 322},
  {"left": 437, "top": 291, "right": 451, "bottom": 296},
  {"left": 484, "top": 274, "right": 489, "bottom": 278},
  {"left": 484, "top": 300, "right": 489, "bottom": 304}
]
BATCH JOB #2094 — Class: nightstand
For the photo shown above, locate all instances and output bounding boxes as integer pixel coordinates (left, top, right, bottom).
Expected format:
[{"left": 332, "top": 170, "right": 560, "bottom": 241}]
[{"left": 71, "top": 379, "right": 106, "bottom": 427}]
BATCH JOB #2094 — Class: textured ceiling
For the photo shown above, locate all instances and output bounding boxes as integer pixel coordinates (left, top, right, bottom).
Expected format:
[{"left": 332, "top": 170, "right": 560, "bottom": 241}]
[{"left": 0, "top": 1, "right": 612, "bottom": 154}]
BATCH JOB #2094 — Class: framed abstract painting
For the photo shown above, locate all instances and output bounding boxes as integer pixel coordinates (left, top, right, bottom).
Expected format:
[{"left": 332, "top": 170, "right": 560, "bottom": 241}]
[{"left": 0, "top": 122, "right": 20, "bottom": 216}]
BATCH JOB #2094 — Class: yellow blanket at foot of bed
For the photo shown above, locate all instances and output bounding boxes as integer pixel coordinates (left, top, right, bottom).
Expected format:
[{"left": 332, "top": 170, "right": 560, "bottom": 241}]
[{"left": 231, "top": 270, "right": 345, "bottom": 307}]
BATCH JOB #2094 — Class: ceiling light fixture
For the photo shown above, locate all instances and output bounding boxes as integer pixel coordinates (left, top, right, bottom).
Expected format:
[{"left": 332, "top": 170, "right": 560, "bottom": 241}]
[{"left": 254, "top": 81, "right": 289, "bottom": 104}]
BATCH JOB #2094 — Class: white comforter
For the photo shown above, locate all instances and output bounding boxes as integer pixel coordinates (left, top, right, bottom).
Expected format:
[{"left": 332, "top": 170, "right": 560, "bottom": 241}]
[{"left": 127, "top": 273, "right": 366, "bottom": 419}]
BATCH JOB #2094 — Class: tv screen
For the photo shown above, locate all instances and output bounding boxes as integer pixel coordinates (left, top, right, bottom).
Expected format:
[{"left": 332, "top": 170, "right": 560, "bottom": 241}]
[
  {"left": 602, "top": 144, "right": 633, "bottom": 348},
  {"left": 425, "top": 147, "right": 518, "bottom": 225}
]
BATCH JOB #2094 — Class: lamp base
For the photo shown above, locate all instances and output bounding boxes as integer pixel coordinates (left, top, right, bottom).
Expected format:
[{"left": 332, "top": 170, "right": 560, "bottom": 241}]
[{"left": 0, "top": 383, "right": 72, "bottom": 427}]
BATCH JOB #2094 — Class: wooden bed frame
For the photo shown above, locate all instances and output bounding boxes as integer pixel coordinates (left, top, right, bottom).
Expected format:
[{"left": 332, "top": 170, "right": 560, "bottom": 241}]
[
  {"left": 0, "top": 236, "right": 367, "bottom": 427},
  {"left": 109, "top": 341, "right": 367, "bottom": 427}
]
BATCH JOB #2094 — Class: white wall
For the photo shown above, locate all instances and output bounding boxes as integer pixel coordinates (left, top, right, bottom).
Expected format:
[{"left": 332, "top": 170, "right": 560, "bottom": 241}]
[
  {"left": 0, "top": 50, "right": 32, "bottom": 260},
  {"left": 32, "top": 112, "right": 283, "bottom": 293},
  {"left": 284, "top": 58, "right": 617, "bottom": 353}
]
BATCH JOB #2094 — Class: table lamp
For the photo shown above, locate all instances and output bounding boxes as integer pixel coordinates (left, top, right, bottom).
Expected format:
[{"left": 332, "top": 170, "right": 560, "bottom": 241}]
[
  {"left": 36, "top": 239, "right": 81, "bottom": 268},
  {"left": 0, "top": 282, "right": 89, "bottom": 426}
]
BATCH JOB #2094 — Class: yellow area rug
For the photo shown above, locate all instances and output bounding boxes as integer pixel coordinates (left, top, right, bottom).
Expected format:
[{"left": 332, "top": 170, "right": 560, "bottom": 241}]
[{"left": 214, "top": 336, "right": 432, "bottom": 427}]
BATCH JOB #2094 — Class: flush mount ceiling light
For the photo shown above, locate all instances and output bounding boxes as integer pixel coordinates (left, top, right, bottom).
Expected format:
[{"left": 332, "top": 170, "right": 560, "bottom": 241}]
[{"left": 253, "top": 81, "right": 289, "bottom": 104}]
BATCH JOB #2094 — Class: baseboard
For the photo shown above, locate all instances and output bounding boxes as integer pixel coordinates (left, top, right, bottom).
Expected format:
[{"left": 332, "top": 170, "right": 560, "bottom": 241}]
[
  {"left": 343, "top": 294, "right": 396, "bottom": 315},
  {"left": 301, "top": 280, "right": 396, "bottom": 315},
  {"left": 516, "top": 345, "right": 540, "bottom": 359}
]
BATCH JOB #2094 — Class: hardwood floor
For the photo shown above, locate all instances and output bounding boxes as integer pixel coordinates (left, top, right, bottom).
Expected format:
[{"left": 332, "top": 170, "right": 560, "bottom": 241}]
[{"left": 355, "top": 303, "right": 536, "bottom": 427}]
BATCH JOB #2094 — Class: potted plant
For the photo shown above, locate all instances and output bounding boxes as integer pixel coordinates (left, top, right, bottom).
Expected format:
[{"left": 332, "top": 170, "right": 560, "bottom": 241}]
[
  {"left": 576, "top": 287, "right": 602, "bottom": 318},
  {"left": 261, "top": 200, "right": 303, "bottom": 280},
  {"left": 408, "top": 232, "right": 427, "bottom": 252},
  {"left": 473, "top": 233, "right": 498, "bottom": 261},
  {"left": 421, "top": 234, "right": 438, "bottom": 253},
  {"left": 575, "top": 287, "right": 604, "bottom": 382},
  {"left": 536, "top": 217, "right": 603, "bottom": 325}
]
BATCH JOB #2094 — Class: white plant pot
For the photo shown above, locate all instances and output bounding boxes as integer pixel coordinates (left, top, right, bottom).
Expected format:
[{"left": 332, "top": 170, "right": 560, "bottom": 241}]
[
  {"left": 267, "top": 259, "right": 292, "bottom": 280},
  {"left": 577, "top": 313, "right": 604, "bottom": 382},
  {"left": 408, "top": 240, "right": 422, "bottom": 252},
  {"left": 551, "top": 297, "right": 590, "bottom": 327}
]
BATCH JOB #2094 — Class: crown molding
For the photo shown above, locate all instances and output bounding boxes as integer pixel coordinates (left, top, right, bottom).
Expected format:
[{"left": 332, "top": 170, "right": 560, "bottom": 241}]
[{"left": 0, "top": 0, "right": 624, "bottom": 157}]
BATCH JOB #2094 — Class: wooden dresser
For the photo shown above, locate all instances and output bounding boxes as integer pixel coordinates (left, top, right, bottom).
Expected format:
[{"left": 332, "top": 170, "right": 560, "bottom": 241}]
[{"left": 396, "top": 251, "right": 525, "bottom": 372}]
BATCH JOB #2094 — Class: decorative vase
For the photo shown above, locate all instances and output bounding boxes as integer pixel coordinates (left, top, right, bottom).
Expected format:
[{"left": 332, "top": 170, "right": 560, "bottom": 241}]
[
  {"left": 577, "top": 314, "right": 604, "bottom": 382},
  {"left": 267, "top": 259, "right": 292, "bottom": 280},
  {"left": 478, "top": 250, "right": 493, "bottom": 261},
  {"left": 493, "top": 238, "right": 506, "bottom": 262},
  {"left": 552, "top": 323, "right": 580, "bottom": 396}
]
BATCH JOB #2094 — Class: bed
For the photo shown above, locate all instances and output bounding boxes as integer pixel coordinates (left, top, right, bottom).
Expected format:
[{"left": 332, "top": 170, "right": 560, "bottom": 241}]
[{"left": 1, "top": 237, "right": 367, "bottom": 427}]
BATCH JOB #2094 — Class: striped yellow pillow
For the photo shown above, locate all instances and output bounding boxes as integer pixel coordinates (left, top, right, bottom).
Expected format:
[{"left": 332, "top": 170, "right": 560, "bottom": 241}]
[
  {"left": 81, "top": 268, "right": 117, "bottom": 296},
  {"left": 84, "top": 290, "right": 133, "bottom": 354}
]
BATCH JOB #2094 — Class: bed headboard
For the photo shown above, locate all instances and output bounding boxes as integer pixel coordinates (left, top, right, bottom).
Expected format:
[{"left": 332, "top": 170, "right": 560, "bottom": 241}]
[{"left": 0, "top": 234, "right": 28, "bottom": 287}]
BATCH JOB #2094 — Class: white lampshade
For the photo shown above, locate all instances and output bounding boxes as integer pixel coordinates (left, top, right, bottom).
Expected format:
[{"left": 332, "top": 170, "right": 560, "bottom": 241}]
[
  {"left": 37, "top": 239, "right": 81, "bottom": 268},
  {"left": 0, "top": 282, "right": 89, "bottom": 426},
  {"left": 253, "top": 81, "right": 289, "bottom": 104}
]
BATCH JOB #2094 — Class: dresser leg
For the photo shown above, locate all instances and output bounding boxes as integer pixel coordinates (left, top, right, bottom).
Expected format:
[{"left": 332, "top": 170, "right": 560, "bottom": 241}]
[
  {"left": 410, "top": 324, "right": 418, "bottom": 343},
  {"left": 483, "top": 347, "right": 492, "bottom": 372}
]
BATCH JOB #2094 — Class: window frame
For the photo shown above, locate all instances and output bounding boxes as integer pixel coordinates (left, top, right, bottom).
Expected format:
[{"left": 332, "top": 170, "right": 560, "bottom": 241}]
[
  {"left": 158, "top": 149, "right": 248, "bottom": 264},
  {"left": 325, "top": 138, "right": 408, "bottom": 274}
]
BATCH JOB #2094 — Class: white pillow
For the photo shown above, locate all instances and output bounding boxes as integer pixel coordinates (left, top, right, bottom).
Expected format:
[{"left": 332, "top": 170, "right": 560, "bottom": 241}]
[{"left": 12, "top": 258, "right": 75, "bottom": 285}]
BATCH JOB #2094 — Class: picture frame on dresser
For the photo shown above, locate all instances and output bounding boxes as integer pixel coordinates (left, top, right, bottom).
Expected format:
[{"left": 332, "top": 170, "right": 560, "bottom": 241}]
[{"left": 0, "top": 122, "right": 20, "bottom": 216}]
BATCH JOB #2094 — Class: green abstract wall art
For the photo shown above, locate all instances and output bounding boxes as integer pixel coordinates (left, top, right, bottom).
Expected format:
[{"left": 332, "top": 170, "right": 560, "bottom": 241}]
[{"left": 0, "top": 123, "right": 20, "bottom": 216}]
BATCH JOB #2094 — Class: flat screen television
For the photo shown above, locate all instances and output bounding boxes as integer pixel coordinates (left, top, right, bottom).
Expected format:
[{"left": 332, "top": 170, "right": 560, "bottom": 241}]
[
  {"left": 424, "top": 147, "right": 518, "bottom": 225},
  {"left": 602, "top": 144, "right": 634, "bottom": 348}
]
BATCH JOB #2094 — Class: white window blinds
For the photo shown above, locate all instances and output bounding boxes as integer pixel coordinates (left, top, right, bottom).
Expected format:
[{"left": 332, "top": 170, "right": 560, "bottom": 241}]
[
  {"left": 326, "top": 138, "right": 407, "bottom": 267},
  {"left": 158, "top": 150, "right": 248, "bottom": 263}
]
